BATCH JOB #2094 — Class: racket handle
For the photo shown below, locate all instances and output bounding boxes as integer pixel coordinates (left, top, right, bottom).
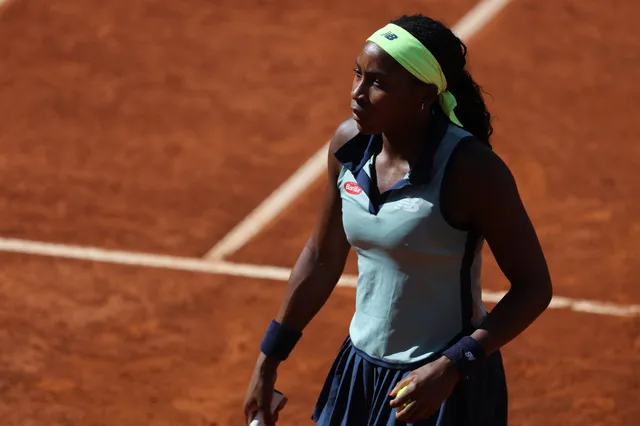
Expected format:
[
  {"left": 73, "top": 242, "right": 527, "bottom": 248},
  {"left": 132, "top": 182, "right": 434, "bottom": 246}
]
[{"left": 250, "top": 390, "right": 286, "bottom": 426}]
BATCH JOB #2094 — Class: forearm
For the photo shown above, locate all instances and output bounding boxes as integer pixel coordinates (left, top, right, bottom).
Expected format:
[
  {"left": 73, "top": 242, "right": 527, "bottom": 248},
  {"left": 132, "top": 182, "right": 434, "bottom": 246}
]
[
  {"left": 471, "top": 279, "right": 552, "bottom": 355},
  {"left": 258, "top": 244, "right": 344, "bottom": 369}
]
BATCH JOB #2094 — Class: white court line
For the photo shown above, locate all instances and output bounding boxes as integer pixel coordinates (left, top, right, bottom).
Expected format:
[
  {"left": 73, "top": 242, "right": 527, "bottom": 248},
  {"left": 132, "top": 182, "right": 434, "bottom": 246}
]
[
  {"left": 204, "top": 147, "right": 328, "bottom": 260},
  {"left": 204, "top": 0, "right": 514, "bottom": 261},
  {"left": 452, "top": 0, "right": 513, "bottom": 38},
  {"left": 1, "top": 237, "right": 639, "bottom": 318}
]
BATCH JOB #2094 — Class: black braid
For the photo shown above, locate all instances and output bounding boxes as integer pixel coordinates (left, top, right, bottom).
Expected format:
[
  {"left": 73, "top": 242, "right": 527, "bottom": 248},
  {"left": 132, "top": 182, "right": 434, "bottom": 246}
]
[{"left": 392, "top": 14, "right": 493, "bottom": 146}]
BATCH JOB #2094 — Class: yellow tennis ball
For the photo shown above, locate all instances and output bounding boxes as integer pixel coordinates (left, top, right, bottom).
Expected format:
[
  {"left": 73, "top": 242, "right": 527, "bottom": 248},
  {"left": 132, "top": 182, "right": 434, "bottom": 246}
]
[{"left": 395, "top": 385, "right": 410, "bottom": 410}]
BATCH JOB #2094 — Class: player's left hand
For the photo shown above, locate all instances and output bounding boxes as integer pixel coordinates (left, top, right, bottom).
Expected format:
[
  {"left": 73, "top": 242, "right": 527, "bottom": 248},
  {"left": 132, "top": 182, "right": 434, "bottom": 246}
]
[{"left": 389, "top": 356, "right": 461, "bottom": 422}]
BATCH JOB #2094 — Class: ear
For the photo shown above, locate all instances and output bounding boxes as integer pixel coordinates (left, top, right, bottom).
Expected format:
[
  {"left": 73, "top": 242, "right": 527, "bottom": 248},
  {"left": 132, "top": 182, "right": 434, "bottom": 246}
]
[
  {"left": 418, "top": 83, "right": 438, "bottom": 113},
  {"left": 421, "top": 84, "right": 439, "bottom": 108}
]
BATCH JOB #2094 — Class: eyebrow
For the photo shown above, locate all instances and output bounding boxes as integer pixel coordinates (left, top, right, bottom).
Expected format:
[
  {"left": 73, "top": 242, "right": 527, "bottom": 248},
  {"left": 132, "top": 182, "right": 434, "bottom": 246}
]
[{"left": 354, "top": 60, "right": 390, "bottom": 77}]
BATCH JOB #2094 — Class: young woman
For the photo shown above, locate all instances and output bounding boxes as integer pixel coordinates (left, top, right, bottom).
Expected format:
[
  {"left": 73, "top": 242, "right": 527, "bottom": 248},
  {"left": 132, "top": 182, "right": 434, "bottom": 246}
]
[{"left": 244, "top": 13, "right": 552, "bottom": 426}]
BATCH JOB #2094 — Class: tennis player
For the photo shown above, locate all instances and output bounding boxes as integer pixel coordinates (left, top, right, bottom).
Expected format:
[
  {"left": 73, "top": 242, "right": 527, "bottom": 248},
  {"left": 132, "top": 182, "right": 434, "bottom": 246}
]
[{"left": 244, "top": 13, "right": 552, "bottom": 425}]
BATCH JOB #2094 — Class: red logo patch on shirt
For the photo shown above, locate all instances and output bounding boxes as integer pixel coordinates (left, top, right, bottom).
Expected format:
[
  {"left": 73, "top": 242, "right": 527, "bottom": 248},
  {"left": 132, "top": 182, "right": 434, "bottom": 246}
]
[{"left": 344, "top": 181, "right": 363, "bottom": 195}]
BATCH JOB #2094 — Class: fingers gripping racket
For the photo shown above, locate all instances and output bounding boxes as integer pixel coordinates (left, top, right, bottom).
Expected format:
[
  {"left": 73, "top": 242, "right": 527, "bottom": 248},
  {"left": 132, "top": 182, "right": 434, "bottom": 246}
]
[{"left": 250, "top": 390, "right": 287, "bottom": 426}]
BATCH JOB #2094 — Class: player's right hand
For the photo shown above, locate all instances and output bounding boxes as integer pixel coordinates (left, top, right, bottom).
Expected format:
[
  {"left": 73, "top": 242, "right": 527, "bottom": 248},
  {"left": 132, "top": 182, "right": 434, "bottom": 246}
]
[{"left": 243, "top": 353, "right": 280, "bottom": 426}]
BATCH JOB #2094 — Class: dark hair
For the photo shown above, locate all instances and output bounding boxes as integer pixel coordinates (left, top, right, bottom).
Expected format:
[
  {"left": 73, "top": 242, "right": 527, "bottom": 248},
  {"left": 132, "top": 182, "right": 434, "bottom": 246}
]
[{"left": 392, "top": 14, "right": 493, "bottom": 146}]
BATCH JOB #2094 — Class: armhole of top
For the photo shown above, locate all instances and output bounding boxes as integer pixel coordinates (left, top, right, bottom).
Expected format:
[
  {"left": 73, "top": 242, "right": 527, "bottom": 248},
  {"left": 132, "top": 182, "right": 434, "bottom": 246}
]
[{"left": 439, "top": 136, "right": 478, "bottom": 232}]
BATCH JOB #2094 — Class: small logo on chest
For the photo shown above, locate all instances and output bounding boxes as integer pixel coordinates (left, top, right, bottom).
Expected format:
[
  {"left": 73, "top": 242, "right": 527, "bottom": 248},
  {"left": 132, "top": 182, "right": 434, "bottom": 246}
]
[
  {"left": 344, "top": 182, "right": 363, "bottom": 195},
  {"left": 394, "top": 198, "right": 422, "bottom": 212}
]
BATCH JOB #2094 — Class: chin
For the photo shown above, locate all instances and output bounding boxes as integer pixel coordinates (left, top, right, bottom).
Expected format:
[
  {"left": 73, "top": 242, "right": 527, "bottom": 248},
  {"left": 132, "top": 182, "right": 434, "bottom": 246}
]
[{"left": 353, "top": 118, "right": 381, "bottom": 135}]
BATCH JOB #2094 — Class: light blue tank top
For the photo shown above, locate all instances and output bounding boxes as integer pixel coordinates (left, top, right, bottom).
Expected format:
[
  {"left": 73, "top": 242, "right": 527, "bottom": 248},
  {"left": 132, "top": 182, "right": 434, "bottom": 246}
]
[{"left": 334, "top": 117, "right": 487, "bottom": 367}]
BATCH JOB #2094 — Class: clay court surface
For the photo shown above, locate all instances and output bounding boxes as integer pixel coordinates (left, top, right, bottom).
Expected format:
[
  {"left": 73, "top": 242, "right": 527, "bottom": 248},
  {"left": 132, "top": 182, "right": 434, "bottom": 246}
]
[{"left": 0, "top": 0, "right": 639, "bottom": 424}]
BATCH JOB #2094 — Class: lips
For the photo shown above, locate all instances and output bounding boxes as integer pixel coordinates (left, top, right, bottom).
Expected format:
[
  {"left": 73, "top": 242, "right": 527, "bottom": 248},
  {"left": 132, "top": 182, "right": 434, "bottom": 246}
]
[{"left": 351, "top": 106, "right": 366, "bottom": 120}]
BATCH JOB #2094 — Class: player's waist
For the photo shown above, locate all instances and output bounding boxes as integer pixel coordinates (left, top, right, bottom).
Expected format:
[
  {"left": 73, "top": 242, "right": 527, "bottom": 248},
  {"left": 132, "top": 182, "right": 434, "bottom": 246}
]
[{"left": 348, "top": 325, "right": 473, "bottom": 370}]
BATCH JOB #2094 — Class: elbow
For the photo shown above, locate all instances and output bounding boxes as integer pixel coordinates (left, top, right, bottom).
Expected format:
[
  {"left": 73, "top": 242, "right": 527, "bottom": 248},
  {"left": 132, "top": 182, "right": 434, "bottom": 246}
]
[
  {"left": 317, "top": 255, "right": 348, "bottom": 281},
  {"left": 510, "top": 275, "right": 553, "bottom": 316},
  {"left": 536, "top": 278, "right": 554, "bottom": 314},
  {"left": 302, "top": 241, "right": 347, "bottom": 281}
]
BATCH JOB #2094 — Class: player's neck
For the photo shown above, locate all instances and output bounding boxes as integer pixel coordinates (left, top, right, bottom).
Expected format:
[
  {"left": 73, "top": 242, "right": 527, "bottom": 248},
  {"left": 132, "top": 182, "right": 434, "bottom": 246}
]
[{"left": 381, "top": 117, "right": 430, "bottom": 163}]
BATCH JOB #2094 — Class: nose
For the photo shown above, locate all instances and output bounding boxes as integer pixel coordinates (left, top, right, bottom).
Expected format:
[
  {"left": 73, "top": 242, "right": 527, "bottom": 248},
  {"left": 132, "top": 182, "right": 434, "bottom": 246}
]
[{"left": 351, "top": 79, "right": 368, "bottom": 104}]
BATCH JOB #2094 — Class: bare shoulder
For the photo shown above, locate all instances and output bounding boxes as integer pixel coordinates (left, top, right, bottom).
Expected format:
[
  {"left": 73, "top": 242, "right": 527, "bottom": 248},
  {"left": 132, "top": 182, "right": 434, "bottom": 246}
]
[
  {"left": 327, "top": 118, "right": 359, "bottom": 177},
  {"left": 452, "top": 138, "right": 511, "bottom": 182},
  {"left": 329, "top": 117, "right": 359, "bottom": 152},
  {"left": 443, "top": 137, "right": 523, "bottom": 229},
  {"left": 445, "top": 138, "right": 519, "bottom": 204}
]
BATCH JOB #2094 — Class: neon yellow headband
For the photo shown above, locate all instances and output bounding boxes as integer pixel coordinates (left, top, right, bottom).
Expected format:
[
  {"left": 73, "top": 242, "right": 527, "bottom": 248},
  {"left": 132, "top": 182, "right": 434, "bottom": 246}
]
[{"left": 366, "top": 23, "right": 463, "bottom": 127}]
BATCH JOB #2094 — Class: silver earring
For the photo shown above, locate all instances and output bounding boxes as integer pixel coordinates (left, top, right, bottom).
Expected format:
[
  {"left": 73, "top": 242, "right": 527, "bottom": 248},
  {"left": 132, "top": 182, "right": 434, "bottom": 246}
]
[{"left": 421, "top": 103, "right": 425, "bottom": 111}]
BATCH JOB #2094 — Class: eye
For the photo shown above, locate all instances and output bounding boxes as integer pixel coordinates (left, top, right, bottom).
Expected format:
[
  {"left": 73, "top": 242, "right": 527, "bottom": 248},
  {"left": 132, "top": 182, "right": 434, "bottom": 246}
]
[{"left": 353, "top": 68, "right": 362, "bottom": 78}]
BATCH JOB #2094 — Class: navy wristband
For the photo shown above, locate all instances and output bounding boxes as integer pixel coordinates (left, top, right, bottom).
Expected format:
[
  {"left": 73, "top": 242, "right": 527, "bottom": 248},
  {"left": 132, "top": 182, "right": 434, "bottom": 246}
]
[
  {"left": 442, "top": 336, "right": 486, "bottom": 377},
  {"left": 259, "top": 320, "right": 302, "bottom": 361}
]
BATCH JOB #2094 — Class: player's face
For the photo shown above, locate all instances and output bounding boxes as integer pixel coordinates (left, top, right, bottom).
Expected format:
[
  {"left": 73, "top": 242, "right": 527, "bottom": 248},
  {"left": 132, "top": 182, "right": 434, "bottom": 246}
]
[{"left": 351, "top": 42, "right": 435, "bottom": 135}]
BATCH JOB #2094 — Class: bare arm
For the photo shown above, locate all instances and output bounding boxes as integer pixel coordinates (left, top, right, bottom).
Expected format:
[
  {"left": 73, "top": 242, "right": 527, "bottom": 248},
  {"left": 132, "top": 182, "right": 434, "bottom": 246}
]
[
  {"left": 244, "top": 120, "right": 357, "bottom": 425},
  {"left": 455, "top": 141, "right": 553, "bottom": 355},
  {"left": 265, "top": 119, "right": 357, "bottom": 365},
  {"left": 274, "top": 146, "right": 352, "bottom": 329},
  {"left": 387, "top": 140, "right": 553, "bottom": 423}
]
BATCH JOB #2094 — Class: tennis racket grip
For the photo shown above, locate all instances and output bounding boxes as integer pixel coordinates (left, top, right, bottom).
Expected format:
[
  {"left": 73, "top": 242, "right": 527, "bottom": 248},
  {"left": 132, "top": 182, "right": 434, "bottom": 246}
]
[{"left": 250, "top": 390, "right": 286, "bottom": 426}]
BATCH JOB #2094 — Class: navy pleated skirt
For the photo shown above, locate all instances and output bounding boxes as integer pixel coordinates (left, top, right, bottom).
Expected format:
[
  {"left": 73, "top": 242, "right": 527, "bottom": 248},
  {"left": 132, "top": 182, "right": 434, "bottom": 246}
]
[{"left": 312, "top": 336, "right": 508, "bottom": 426}]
